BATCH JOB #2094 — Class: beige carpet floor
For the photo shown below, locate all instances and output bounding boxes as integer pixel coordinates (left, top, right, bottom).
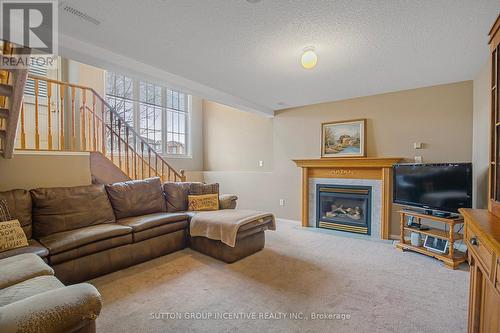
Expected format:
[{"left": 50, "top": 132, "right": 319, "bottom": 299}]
[{"left": 91, "top": 219, "right": 469, "bottom": 333}]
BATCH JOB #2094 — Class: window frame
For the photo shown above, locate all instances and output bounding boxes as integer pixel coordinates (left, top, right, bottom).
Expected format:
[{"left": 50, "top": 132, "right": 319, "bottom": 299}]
[
  {"left": 163, "top": 88, "right": 189, "bottom": 157},
  {"left": 105, "top": 71, "right": 191, "bottom": 158}
]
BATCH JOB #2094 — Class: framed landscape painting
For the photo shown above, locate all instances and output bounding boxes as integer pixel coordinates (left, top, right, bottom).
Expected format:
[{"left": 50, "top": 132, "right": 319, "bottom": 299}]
[{"left": 321, "top": 119, "right": 366, "bottom": 158}]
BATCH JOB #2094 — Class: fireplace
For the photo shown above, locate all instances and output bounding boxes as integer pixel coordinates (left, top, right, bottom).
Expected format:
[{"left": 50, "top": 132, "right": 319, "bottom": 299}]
[{"left": 316, "top": 184, "right": 372, "bottom": 235}]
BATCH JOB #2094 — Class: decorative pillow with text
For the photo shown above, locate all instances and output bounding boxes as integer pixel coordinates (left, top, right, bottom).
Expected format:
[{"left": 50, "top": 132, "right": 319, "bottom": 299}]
[
  {"left": 0, "top": 219, "right": 29, "bottom": 253},
  {"left": 187, "top": 194, "right": 219, "bottom": 211}
]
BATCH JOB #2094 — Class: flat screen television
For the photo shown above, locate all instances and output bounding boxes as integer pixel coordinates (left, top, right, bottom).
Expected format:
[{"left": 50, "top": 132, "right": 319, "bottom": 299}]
[{"left": 393, "top": 163, "right": 472, "bottom": 213}]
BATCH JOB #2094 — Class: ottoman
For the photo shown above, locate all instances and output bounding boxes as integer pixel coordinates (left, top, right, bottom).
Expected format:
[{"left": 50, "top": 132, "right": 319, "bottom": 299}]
[{"left": 189, "top": 212, "right": 275, "bottom": 263}]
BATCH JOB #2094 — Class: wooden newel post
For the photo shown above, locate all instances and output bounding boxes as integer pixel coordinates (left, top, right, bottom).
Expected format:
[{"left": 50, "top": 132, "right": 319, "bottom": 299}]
[{"left": 180, "top": 169, "right": 186, "bottom": 182}]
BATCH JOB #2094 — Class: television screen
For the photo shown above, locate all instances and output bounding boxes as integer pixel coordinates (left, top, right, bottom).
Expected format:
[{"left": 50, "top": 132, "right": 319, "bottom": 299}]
[{"left": 393, "top": 163, "right": 472, "bottom": 213}]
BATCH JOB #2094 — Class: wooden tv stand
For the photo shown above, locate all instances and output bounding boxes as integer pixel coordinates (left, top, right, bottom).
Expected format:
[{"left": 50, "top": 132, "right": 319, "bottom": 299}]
[{"left": 395, "top": 210, "right": 467, "bottom": 269}]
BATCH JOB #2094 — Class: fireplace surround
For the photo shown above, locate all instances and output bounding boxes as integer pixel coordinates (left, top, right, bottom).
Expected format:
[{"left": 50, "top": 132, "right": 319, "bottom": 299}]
[{"left": 294, "top": 157, "right": 402, "bottom": 239}]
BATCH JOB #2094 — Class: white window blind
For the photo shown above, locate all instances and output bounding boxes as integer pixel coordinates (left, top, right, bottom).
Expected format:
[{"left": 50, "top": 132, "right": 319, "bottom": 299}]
[{"left": 24, "top": 63, "right": 48, "bottom": 97}]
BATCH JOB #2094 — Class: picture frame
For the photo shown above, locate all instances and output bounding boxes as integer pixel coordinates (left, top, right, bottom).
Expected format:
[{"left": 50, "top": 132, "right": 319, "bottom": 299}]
[
  {"left": 423, "top": 235, "right": 449, "bottom": 254},
  {"left": 321, "top": 118, "right": 366, "bottom": 158}
]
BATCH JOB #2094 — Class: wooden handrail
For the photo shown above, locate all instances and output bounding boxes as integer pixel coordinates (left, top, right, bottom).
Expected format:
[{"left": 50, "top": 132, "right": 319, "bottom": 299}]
[
  {"left": 16, "top": 74, "right": 185, "bottom": 182},
  {"left": 82, "top": 104, "right": 184, "bottom": 182}
]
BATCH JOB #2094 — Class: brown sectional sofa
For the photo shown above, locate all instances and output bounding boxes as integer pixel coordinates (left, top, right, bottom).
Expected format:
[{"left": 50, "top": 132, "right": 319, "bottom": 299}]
[
  {"left": 0, "top": 178, "right": 270, "bottom": 285},
  {"left": 0, "top": 189, "right": 49, "bottom": 261},
  {"left": 31, "top": 178, "right": 189, "bottom": 284}
]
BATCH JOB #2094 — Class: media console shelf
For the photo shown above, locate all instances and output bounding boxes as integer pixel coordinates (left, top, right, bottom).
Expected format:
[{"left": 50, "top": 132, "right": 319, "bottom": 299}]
[{"left": 395, "top": 210, "right": 467, "bottom": 269}]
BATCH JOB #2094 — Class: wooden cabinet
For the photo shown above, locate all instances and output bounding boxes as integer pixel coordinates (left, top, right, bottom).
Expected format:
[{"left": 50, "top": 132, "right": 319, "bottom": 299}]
[
  {"left": 490, "top": 15, "right": 500, "bottom": 216},
  {"left": 468, "top": 254, "right": 500, "bottom": 333},
  {"left": 466, "top": 225, "right": 494, "bottom": 275},
  {"left": 461, "top": 209, "right": 500, "bottom": 333},
  {"left": 461, "top": 14, "right": 500, "bottom": 333},
  {"left": 482, "top": 279, "right": 500, "bottom": 333}
]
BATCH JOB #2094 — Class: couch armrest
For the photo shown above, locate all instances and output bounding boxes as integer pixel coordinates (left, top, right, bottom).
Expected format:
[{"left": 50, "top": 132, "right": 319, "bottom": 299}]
[
  {"left": 219, "top": 194, "right": 238, "bottom": 210},
  {"left": 0, "top": 283, "right": 102, "bottom": 333}
]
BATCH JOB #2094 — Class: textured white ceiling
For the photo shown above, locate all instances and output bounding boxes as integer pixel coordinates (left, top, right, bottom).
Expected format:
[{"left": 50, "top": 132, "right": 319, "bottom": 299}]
[{"left": 59, "top": 0, "right": 500, "bottom": 115}]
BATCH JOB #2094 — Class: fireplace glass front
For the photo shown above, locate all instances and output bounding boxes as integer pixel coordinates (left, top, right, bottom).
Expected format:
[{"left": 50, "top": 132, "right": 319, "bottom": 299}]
[{"left": 316, "top": 184, "right": 372, "bottom": 235}]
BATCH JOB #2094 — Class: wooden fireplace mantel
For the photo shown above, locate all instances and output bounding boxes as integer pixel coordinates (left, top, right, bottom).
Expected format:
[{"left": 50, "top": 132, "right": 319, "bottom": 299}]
[{"left": 293, "top": 157, "right": 403, "bottom": 239}]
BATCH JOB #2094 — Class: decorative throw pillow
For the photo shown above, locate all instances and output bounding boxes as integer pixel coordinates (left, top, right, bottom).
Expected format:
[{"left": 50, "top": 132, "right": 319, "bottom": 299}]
[
  {"left": 0, "top": 219, "right": 29, "bottom": 253},
  {"left": 188, "top": 194, "right": 219, "bottom": 211},
  {"left": 189, "top": 183, "right": 219, "bottom": 196},
  {"left": 0, "top": 199, "right": 12, "bottom": 222}
]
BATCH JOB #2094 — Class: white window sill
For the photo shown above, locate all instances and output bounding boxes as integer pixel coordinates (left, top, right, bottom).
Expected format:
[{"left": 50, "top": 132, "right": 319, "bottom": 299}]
[{"left": 162, "top": 154, "right": 192, "bottom": 159}]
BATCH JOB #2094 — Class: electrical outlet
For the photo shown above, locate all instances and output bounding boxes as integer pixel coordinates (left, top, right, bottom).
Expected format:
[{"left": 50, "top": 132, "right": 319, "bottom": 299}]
[
  {"left": 279, "top": 199, "right": 285, "bottom": 206},
  {"left": 258, "top": 160, "right": 264, "bottom": 167},
  {"left": 414, "top": 142, "right": 423, "bottom": 149},
  {"left": 414, "top": 156, "right": 423, "bottom": 163}
]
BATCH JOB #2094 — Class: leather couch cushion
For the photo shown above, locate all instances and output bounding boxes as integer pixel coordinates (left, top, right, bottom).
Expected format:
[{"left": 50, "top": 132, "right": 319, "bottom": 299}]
[
  {"left": 49, "top": 234, "right": 132, "bottom": 265},
  {"left": 0, "top": 239, "right": 49, "bottom": 260},
  {"left": 163, "top": 182, "right": 218, "bottom": 213},
  {"left": 117, "top": 212, "right": 188, "bottom": 232},
  {"left": 133, "top": 221, "right": 188, "bottom": 242},
  {"left": 163, "top": 182, "right": 191, "bottom": 212},
  {"left": 52, "top": 231, "right": 187, "bottom": 284},
  {"left": 0, "top": 190, "right": 32, "bottom": 238},
  {"left": 106, "top": 177, "right": 167, "bottom": 219},
  {"left": 190, "top": 231, "right": 265, "bottom": 264},
  {"left": 39, "top": 224, "right": 132, "bottom": 255},
  {"left": 189, "top": 183, "right": 219, "bottom": 195},
  {"left": 31, "top": 185, "right": 116, "bottom": 238}
]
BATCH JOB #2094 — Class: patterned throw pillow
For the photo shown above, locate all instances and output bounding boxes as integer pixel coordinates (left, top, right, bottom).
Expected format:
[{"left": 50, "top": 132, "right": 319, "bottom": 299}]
[
  {"left": 0, "top": 219, "right": 29, "bottom": 252},
  {"left": 187, "top": 194, "right": 219, "bottom": 211},
  {"left": 189, "top": 183, "right": 219, "bottom": 196},
  {"left": 0, "top": 199, "right": 12, "bottom": 222}
]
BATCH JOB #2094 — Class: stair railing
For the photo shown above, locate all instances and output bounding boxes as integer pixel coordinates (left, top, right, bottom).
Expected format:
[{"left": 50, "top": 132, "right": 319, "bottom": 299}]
[
  {"left": 0, "top": 41, "right": 29, "bottom": 158},
  {"left": 18, "top": 74, "right": 185, "bottom": 182}
]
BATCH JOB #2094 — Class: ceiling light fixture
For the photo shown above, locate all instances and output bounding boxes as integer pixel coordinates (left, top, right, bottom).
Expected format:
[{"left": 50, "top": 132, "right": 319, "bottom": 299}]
[{"left": 301, "top": 46, "right": 317, "bottom": 70}]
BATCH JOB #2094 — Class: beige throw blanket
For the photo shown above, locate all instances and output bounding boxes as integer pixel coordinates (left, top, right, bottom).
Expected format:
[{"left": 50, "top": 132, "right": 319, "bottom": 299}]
[{"left": 190, "top": 209, "right": 276, "bottom": 247}]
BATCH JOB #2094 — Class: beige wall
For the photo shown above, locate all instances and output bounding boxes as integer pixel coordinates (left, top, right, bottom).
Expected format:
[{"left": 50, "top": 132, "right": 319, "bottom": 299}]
[
  {"left": 0, "top": 152, "right": 91, "bottom": 191},
  {"left": 203, "top": 100, "right": 273, "bottom": 171},
  {"left": 204, "top": 81, "right": 474, "bottom": 236},
  {"left": 77, "top": 61, "right": 106, "bottom": 97},
  {"left": 0, "top": 151, "right": 203, "bottom": 192},
  {"left": 472, "top": 61, "right": 491, "bottom": 209}
]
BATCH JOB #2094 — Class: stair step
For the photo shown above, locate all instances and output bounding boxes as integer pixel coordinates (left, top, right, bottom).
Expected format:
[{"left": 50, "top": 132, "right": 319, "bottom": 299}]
[
  {"left": 0, "top": 83, "right": 12, "bottom": 96},
  {"left": 0, "top": 108, "right": 7, "bottom": 119}
]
